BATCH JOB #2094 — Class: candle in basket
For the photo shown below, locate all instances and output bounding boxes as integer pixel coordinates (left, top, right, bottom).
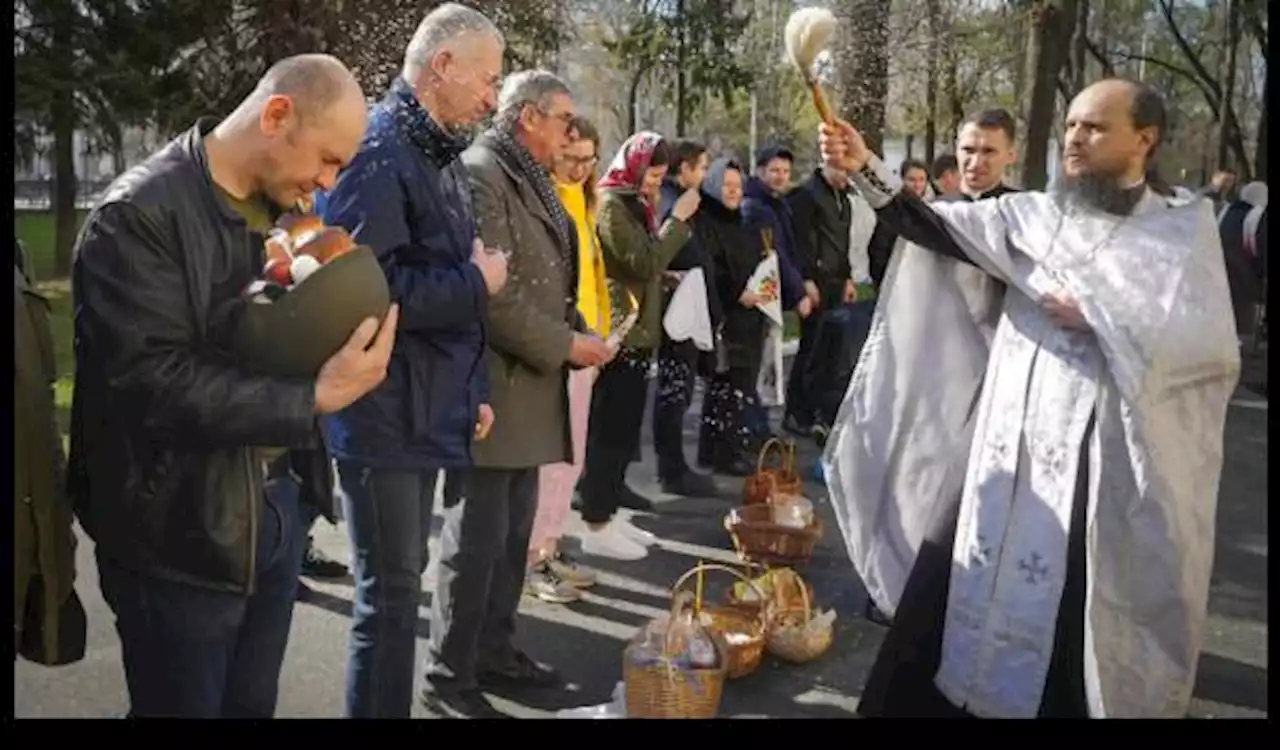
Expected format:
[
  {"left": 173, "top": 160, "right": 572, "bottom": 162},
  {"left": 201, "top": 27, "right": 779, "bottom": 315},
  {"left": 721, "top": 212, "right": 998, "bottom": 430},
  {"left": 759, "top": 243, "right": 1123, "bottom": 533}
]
[{"left": 694, "top": 559, "right": 705, "bottom": 611}]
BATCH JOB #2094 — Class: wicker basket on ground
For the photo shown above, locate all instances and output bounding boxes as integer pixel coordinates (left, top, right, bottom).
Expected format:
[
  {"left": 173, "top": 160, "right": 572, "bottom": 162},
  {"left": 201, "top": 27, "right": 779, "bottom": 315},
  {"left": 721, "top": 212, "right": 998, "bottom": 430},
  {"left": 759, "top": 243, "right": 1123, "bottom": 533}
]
[
  {"left": 724, "top": 503, "right": 823, "bottom": 566},
  {"left": 764, "top": 569, "right": 834, "bottom": 664},
  {"left": 671, "top": 563, "right": 769, "bottom": 679},
  {"left": 623, "top": 590, "right": 729, "bottom": 718},
  {"left": 742, "top": 438, "right": 802, "bottom": 506},
  {"left": 721, "top": 566, "right": 815, "bottom": 625}
]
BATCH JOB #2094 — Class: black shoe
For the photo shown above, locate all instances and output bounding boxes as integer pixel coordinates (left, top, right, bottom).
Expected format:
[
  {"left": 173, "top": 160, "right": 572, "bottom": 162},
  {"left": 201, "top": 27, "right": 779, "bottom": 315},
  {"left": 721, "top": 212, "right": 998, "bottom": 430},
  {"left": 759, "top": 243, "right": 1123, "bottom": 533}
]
[
  {"left": 811, "top": 423, "right": 831, "bottom": 448},
  {"left": 616, "top": 484, "right": 654, "bottom": 512},
  {"left": 479, "top": 651, "right": 562, "bottom": 690},
  {"left": 660, "top": 469, "right": 717, "bottom": 497},
  {"left": 301, "top": 540, "right": 348, "bottom": 579},
  {"left": 420, "top": 686, "right": 508, "bottom": 719}
]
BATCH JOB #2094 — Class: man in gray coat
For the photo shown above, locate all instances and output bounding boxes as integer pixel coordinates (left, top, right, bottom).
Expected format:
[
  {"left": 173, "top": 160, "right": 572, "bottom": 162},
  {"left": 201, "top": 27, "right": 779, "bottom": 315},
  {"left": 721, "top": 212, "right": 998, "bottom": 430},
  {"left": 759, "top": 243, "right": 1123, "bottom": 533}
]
[{"left": 421, "top": 70, "right": 613, "bottom": 719}]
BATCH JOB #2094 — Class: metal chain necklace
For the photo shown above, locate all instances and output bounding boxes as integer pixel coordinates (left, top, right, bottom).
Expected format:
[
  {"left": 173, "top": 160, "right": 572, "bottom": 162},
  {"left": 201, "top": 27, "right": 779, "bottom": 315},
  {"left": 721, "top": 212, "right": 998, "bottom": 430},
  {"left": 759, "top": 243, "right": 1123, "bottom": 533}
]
[{"left": 1041, "top": 196, "right": 1131, "bottom": 286}]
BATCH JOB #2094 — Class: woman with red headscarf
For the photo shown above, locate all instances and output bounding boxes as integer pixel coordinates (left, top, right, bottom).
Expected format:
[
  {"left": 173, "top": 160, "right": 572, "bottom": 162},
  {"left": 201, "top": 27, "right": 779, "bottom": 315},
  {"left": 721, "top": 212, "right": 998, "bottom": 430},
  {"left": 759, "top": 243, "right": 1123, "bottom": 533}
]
[{"left": 575, "top": 132, "right": 703, "bottom": 561}]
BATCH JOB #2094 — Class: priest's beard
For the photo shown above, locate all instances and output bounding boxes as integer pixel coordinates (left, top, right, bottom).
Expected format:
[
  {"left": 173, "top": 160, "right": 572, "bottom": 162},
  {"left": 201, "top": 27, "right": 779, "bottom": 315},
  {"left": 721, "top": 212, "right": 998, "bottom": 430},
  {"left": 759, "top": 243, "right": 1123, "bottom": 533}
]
[{"left": 1058, "top": 169, "right": 1144, "bottom": 216}]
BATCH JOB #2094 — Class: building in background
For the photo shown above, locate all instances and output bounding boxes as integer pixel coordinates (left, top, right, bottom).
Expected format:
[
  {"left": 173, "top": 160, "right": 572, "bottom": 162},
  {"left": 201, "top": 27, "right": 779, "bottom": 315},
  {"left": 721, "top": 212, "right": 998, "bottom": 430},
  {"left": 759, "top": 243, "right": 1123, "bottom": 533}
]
[{"left": 13, "top": 118, "right": 163, "bottom": 209}]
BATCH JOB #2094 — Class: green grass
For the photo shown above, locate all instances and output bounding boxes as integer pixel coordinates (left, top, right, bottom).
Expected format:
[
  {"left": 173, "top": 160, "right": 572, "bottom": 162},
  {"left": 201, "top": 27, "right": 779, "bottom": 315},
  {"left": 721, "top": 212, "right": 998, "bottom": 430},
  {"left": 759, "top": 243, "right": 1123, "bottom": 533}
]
[
  {"left": 15, "top": 210, "right": 86, "bottom": 283},
  {"left": 16, "top": 210, "right": 86, "bottom": 440}
]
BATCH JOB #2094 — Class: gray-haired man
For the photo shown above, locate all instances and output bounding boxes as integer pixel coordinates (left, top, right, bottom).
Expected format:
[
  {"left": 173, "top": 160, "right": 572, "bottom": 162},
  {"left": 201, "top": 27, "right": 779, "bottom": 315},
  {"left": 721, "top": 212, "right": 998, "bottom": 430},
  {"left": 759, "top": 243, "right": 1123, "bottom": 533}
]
[
  {"left": 421, "top": 69, "right": 612, "bottom": 718},
  {"left": 318, "top": 3, "right": 506, "bottom": 719}
]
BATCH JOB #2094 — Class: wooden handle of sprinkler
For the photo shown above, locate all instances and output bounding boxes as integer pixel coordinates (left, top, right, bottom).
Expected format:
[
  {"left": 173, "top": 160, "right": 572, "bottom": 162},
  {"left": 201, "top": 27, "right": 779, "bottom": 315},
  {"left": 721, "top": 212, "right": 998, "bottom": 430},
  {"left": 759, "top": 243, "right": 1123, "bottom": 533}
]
[{"left": 809, "top": 80, "right": 836, "bottom": 126}]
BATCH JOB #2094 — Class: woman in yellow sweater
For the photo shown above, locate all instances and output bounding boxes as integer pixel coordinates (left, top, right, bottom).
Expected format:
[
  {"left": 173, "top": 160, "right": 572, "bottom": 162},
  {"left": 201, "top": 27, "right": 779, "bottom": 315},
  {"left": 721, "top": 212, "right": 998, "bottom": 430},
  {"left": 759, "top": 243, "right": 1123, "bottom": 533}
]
[{"left": 526, "top": 116, "right": 612, "bottom": 602}]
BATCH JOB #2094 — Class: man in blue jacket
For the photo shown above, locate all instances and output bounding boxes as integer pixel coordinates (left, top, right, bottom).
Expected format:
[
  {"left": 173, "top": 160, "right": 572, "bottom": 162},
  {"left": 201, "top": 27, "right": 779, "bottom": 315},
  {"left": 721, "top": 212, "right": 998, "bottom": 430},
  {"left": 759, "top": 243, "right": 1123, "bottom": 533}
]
[
  {"left": 741, "top": 145, "right": 811, "bottom": 434},
  {"left": 317, "top": 3, "right": 508, "bottom": 719}
]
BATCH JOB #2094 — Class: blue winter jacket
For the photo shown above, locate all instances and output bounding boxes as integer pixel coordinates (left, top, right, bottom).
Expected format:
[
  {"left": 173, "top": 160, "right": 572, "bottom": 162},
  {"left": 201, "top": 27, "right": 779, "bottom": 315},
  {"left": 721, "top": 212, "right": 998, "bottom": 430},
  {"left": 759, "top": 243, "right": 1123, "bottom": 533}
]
[
  {"left": 741, "top": 176, "right": 804, "bottom": 309},
  {"left": 316, "top": 77, "right": 490, "bottom": 470}
]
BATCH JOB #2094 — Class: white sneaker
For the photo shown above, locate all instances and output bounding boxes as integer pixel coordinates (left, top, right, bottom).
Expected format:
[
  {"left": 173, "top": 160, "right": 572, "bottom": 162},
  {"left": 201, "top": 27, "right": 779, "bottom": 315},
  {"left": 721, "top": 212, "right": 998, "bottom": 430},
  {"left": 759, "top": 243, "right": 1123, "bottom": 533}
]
[
  {"left": 579, "top": 526, "right": 649, "bottom": 561},
  {"left": 615, "top": 517, "right": 658, "bottom": 547}
]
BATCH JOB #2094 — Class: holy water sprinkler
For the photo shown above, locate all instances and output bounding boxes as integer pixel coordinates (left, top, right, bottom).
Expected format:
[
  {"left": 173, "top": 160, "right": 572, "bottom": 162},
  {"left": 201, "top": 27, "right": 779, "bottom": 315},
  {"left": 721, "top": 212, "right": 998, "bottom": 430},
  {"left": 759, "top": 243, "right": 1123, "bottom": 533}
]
[{"left": 784, "top": 7, "right": 838, "bottom": 126}]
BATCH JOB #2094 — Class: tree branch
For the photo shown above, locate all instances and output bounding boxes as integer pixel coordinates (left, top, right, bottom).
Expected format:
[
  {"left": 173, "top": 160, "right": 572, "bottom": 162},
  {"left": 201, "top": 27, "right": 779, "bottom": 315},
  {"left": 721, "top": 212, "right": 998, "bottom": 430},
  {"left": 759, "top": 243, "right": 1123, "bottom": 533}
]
[
  {"left": 1082, "top": 36, "right": 1114, "bottom": 76},
  {"left": 1056, "top": 72, "right": 1073, "bottom": 104},
  {"left": 1108, "top": 50, "right": 1220, "bottom": 118},
  {"left": 1155, "top": 0, "right": 1223, "bottom": 102}
]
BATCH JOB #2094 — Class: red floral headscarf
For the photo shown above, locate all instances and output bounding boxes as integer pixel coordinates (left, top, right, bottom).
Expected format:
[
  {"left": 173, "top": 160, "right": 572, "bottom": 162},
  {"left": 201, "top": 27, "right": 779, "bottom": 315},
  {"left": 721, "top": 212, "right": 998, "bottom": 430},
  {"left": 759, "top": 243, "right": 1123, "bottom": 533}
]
[{"left": 598, "top": 131, "right": 665, "bottom": 233}]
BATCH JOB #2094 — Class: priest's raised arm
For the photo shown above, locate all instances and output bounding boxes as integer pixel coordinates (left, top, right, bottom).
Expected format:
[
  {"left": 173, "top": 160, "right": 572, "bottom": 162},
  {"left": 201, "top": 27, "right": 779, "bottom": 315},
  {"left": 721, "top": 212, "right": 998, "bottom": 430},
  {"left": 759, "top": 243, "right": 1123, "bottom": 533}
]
[{"left": 817, "top": 121, "right": 1027, "bottom": 285}]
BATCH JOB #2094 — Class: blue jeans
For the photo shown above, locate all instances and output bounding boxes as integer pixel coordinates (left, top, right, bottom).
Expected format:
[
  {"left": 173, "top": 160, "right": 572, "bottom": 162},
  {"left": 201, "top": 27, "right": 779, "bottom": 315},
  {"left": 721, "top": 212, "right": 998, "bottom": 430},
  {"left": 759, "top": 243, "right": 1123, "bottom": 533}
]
[
  {"left": 97, "top": 475, "right": 304, "bottom": 718},
  {"left": 335, "top": 460, "right": 438, "bottom": 718}
]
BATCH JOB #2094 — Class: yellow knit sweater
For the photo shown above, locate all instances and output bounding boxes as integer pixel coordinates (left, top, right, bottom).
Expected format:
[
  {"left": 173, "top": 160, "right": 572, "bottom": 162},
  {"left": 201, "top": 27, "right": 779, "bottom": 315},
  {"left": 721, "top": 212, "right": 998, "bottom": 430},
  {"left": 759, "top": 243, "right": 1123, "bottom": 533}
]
[{"left": 556, "top": 181, "right": 612, "bottom": 337}]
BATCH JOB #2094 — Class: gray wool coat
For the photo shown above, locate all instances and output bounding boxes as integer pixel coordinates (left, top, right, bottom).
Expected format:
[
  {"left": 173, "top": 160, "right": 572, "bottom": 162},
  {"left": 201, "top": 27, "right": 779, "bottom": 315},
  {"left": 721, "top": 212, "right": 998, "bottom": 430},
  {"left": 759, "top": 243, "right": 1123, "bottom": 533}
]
[{"left": 462, "top": 132, "right": 583, "bottom": 470}]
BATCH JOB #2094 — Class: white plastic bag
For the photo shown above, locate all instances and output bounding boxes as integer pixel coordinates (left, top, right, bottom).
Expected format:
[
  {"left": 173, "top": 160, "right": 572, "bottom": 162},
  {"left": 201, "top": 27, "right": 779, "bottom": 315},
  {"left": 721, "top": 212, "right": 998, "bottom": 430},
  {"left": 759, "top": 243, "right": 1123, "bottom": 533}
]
[{"left": 662, "top": 268, "right": 714, "bottom": 351}]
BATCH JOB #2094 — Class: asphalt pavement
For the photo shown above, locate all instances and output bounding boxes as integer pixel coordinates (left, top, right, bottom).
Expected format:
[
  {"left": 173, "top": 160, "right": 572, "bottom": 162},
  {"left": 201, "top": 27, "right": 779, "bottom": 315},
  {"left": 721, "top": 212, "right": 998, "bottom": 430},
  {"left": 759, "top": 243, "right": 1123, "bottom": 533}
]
[{"left": 14, "top": 359, "right": 1268, "bottom": 719}]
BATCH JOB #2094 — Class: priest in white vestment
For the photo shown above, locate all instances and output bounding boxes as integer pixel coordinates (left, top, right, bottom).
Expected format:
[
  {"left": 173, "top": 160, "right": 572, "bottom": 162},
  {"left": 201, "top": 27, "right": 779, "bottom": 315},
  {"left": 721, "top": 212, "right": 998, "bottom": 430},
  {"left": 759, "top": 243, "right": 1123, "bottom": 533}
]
[{"left": 820, "top": 79, "right": 1240, "bottom": 718}]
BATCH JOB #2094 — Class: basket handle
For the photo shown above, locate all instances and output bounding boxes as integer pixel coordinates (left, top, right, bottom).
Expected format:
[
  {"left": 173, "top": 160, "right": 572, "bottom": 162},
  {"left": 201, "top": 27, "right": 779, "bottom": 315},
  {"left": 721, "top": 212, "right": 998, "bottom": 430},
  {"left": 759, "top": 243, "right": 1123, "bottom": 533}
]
[
  {"left": 755, "top": 437, "right": 786, "bottom": 475},
  {"left": 764, "top": 472, "right": 779, "bottom": 502},
  {"left": 723, "top": 511, "right": 749, "bottom": 561},
  {"left": 662, "top": 590, "right": 698, "bottom": 658},
  {"left": 772, "top": 567, "right": 813, "bottom": 626},
  {"left": 672, "top": 562, "right": 770, "bottom": 629}
]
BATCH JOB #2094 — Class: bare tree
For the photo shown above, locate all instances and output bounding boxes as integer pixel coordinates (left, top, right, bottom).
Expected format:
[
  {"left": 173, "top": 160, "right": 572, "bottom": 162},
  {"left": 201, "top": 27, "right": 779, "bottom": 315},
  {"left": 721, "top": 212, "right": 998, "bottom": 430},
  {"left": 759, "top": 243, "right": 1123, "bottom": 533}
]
[
  {"left": 1216, "top": 0, "right": 1242, "bottom": 171},
  {"left": 1019, "top": 0, "right": 1079, "bottom": 190},
  {"left": 923, "top": 0, "right": 941, "bottom": 166}
]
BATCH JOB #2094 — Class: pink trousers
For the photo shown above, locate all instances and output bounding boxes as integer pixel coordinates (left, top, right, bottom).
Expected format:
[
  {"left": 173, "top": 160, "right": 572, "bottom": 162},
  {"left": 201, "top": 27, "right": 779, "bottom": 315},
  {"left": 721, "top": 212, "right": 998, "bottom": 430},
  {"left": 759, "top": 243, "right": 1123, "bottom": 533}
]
[{"left": 529, "top": 366, "right": 595, "bottom": 557}]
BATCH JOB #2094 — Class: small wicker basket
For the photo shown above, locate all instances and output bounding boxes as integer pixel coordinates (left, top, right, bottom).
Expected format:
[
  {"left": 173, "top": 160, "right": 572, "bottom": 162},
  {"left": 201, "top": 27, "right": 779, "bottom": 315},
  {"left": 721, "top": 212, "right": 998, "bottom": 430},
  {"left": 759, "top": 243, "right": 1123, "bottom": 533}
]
[
  {"left": 623, "top": 590, "right": 729, "bottom": 718},
  {"left": 672, "top": 563, "right": 769, "bottom": 680},
  {"left": 742, "top": 438, "right": 802, "bottom": 506},
  {"left": 725, "top": 503, "right": 823, "bottom": 566},
  {"left": 722, "top": 566, "right": 814, "bottom": 625},
  {"left": 764, "top": 569, "right": 834, "bottom": 664}
]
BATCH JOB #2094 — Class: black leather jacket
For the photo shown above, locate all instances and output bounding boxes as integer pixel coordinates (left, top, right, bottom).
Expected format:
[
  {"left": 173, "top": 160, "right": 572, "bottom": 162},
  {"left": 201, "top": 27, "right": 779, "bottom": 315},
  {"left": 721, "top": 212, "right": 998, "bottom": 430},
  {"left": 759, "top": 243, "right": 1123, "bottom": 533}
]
[
  {"left": 788, "top": 170, "right": 854, "bottom": 307},
  {"left": 69, "top": 119, "right": 326, "bottom": 595}
]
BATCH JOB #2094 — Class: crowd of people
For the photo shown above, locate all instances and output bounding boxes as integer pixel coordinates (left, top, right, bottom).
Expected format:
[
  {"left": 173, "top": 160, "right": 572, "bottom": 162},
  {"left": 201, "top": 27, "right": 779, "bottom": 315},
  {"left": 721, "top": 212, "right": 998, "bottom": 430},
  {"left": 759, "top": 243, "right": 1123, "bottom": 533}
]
[{"left": 14, "top": 0, "right": 1264, "bottom": 722}]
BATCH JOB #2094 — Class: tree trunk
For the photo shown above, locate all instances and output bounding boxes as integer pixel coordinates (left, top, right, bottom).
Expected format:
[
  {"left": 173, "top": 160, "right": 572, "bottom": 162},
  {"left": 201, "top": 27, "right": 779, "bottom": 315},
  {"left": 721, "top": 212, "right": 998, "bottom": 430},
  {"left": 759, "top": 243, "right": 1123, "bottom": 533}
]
[
  {"left": 1071, "top": 0, "right": 1089, "bottom": 95},
  {"left": 1012, "top": 10, "right": 1028, "bottom": 107},
  {"left": 1256, "top": 69, "right": 1268, "bottom": 181},
  {"left": 629, "top": 66, "right": 647, "bottom": 134},
  {"left": 1216, "top": 0, "right": 1240, "bottom": 172},
  {"left": 924, "top": 0, "right": 940, "bottom": 167},
  {"left": 112, "top": 137, "right": 126, "bottom": 178},
  {"left": 834, "top": 0, "right": 892, "bottom": 155},
  {"left": 51, "top": 0, "right": 78, "bottom": 278},
  {"left": 943, "top": 25, "right": 962, "bottom": 145},
  {"left": 1019, "top": 0, "right": 1079, "bottom": 190},
  {"left": 675, "top": 0, "right": 687, "bottom": 136}
]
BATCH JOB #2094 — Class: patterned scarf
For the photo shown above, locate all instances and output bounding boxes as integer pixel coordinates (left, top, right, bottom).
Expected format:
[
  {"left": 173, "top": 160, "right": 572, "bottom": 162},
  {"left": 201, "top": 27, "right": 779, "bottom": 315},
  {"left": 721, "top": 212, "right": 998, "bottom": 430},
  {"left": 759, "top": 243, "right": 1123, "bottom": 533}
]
[
  {"left": 390, "top": 77, "right": 473, "bottom": 168},
  {"left": 598, "top": 131, "right": 664, "bottom": 235},
  {"left": 491, "top": 128, "right": 576, "bottom": 265}
]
